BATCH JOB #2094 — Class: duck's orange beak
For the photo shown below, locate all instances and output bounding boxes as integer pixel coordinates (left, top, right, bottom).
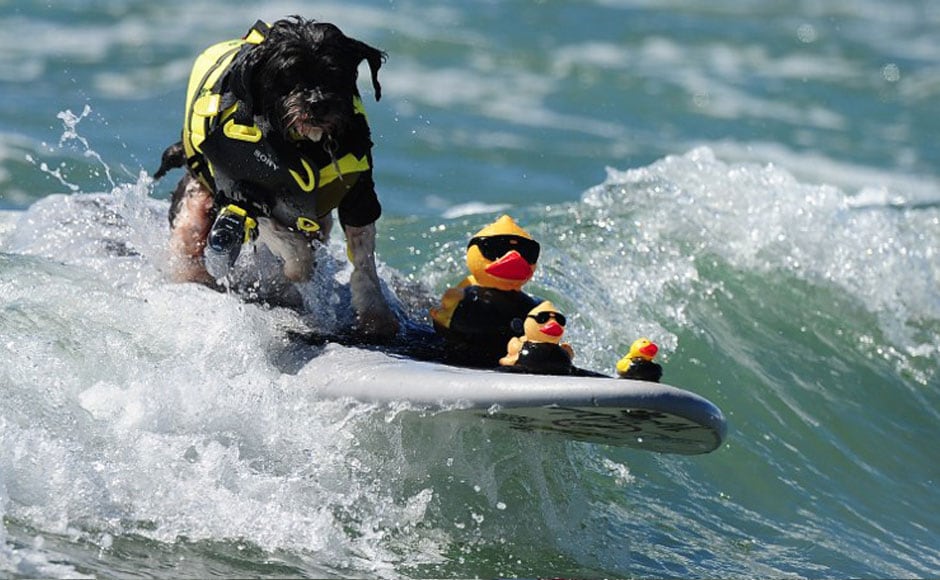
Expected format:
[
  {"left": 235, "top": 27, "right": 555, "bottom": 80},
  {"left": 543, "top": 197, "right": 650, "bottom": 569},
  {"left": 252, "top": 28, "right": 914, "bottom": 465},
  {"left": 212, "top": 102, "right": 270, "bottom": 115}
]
[
  {"left": 484, "top": 250, "right": 533, "bottom": 281},
  {"left": 540, "top": 320, "right": 564, "bottom": 338}
]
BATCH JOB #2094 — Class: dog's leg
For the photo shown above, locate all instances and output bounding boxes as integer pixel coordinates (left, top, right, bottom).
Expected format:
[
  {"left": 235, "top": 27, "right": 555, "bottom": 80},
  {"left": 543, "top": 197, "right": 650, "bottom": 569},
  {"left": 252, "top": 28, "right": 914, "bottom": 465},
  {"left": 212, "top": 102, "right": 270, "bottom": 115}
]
[
  {"left": 168, "top": 177, "right": 215, "bottom": 285},
  {"left": 316, "top": 211, "right": 334, "bottom": 242},
  {"left": 345, "top": 222, "right": 399, "bottom": 338},
  {"left": 256, "top": 218, "right": 315, "bottom": 282}
]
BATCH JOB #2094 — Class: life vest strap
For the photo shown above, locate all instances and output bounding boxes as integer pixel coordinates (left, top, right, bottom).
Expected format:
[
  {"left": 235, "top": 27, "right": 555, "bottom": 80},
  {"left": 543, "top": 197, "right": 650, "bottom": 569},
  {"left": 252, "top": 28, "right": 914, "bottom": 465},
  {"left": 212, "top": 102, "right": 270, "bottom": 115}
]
[{"left": 244, "top": 21, "right": 269, "bottom": 45}]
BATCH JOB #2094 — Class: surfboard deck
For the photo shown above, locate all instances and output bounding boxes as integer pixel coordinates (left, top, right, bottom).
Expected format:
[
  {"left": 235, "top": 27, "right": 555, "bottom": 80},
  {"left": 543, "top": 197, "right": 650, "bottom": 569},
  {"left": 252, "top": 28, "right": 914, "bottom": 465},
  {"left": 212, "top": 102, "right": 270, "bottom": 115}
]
[{"left": 309, "top": 343, "right": 727, "bottom": 455}]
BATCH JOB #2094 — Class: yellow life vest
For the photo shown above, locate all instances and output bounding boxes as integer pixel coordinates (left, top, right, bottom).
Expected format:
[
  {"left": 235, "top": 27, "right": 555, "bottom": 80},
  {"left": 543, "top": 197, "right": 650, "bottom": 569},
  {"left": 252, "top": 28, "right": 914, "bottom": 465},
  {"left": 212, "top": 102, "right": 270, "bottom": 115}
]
[{"left": 180, "top": 21, "right": 373, "bottom": 232}]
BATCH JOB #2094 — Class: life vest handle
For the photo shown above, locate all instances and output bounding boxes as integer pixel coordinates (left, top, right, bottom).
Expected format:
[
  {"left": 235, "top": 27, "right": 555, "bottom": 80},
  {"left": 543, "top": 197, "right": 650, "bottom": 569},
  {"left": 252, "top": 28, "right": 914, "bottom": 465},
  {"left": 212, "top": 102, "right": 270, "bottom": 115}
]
[{"left": 222, "top": 118, "right": 262, "bottom": 143}]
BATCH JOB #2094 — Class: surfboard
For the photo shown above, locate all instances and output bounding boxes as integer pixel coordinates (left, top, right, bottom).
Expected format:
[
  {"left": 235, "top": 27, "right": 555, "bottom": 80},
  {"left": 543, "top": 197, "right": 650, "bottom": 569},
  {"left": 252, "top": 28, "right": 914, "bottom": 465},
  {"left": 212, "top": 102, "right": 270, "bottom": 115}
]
[{"left": 309, "top": 343, "right": 727, "bottom": 455}]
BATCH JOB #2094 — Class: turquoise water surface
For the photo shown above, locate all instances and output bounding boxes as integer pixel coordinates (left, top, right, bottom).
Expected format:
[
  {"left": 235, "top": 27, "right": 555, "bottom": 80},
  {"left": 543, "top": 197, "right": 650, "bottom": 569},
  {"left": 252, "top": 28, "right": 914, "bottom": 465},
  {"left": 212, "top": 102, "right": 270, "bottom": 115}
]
[{"left": 1, "top": 1, "right": 939, "bottom": 578}]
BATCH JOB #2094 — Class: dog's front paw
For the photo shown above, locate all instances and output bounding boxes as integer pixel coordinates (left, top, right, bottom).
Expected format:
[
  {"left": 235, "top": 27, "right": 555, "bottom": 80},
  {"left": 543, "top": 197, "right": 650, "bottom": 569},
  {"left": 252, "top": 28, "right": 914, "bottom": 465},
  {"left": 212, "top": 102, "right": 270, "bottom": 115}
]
[
  {"left": 350, "top": 269, "right": 400, "bottom": 340},
  {"left": 357, "top": 305, "right": 400, "bottom": 340}
]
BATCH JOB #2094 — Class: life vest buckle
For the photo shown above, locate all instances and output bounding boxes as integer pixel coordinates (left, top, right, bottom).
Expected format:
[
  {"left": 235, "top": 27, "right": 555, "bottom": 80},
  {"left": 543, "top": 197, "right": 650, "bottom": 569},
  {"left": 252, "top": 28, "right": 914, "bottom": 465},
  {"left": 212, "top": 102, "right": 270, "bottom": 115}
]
[
  {"left": 223, "top": 119, "right": 263, "bottom": 143},
  {"left": 296, "top": 216, "right": 321, "bottom": 233},
  {"left": 193, "top": 93, "right": 221, "bottom": 117}
]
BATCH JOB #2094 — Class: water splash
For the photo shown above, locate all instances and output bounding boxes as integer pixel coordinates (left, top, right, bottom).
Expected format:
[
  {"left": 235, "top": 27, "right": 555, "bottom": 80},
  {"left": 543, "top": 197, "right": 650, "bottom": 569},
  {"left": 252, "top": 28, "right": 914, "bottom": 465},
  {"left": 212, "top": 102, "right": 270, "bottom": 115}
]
[
  {"left": 59, "top": 105, "right": 117, "bottom": 188},
  {"left": 25, "top": 154, "right": 79, "bottom": 192},
  {"left": 3, "top": 136, "right": 939, "bottom": 578},
  {"left": 24, "top": 105, "right": 116, "bottom": 195}
]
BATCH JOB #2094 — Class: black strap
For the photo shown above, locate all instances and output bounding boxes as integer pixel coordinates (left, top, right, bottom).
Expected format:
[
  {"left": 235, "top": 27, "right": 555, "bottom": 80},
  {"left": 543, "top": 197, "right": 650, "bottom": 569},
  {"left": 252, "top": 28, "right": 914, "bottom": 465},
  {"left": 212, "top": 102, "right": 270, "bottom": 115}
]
[
  {"left": 224, "top": 20, "right": 270, "bottom": 125},
  {"left": 248, "top": 20, "right": 271, "bottom": 38}
]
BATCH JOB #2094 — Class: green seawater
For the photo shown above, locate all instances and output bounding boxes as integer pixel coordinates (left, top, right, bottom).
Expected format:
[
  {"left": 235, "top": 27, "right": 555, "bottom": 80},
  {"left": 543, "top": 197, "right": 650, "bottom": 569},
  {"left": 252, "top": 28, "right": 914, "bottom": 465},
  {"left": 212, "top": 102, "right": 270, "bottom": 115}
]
[{"left": 1, "top": 0, "right": 939, "bottom": 578}]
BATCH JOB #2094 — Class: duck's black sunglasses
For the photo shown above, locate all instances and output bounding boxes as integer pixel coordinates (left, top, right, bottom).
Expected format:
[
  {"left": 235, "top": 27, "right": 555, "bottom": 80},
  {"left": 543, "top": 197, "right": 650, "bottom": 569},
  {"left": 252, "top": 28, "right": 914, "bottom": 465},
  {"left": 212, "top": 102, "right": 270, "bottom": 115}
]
[
  {"left": 527, "top": 311, "right": 566, "bottom": 326},
  {"left": 468, "top": 235, "right": 541, "bottom": 263}
]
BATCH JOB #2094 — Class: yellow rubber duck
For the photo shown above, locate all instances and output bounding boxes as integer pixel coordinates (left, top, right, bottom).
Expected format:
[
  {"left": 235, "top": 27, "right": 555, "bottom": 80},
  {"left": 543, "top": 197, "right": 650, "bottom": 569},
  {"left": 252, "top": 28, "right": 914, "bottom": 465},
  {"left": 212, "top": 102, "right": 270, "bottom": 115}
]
[
  {"left": 499, "top": 301, "right": 575, "bottom": 374},
  {"left": 616, "top": 338, "right": 663, "bottom": 382},
  {"left": 430, "top": 215, "right": 543, "bottom": 365}
]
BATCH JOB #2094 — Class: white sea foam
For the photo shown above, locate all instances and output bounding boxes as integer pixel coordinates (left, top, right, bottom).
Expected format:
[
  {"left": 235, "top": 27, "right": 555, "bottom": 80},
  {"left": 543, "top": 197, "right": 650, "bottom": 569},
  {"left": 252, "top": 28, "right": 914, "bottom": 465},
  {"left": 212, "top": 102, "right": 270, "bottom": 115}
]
[
  {"left": 709, "top": 140, "right": 940, "bottom": 206},
  {"left": 0, "top": 191, "right": 451, "bottom": 573},
  {"left": 577, "top": 148, "right": 940, "bottom": 370},
  {"left": 439, "top": 201, "right": 513, "bottom": 219},
  {"left": 554, "top": 36, "right": 848, "bottom": 130},
  {"left": 385, "top": 59, "right": 626, "bottom": 140},
  {"left": 0, "top": 519, "right": 91, "bottom": 580},
  {"left": 2, "top": 142, "right": 938, "bottom": 578}
]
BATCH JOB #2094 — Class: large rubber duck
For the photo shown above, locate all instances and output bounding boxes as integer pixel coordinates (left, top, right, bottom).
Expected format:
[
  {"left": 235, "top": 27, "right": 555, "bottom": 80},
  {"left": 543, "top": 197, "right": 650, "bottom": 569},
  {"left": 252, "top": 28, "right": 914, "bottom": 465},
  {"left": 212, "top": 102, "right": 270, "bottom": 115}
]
[
  {"left": 430, "top": 215, "right": 543, "bottom": 365},
  {"left": 616, "top": 338, "right": 663, "bottom": 382},
  {"left": 499, "top": 301, "right": 575, "bottom": 375}
]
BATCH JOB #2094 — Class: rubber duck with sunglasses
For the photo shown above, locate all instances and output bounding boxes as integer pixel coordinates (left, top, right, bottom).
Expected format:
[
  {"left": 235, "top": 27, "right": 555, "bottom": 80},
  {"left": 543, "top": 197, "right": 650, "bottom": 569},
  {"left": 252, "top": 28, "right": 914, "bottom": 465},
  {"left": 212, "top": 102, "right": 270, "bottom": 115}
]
[
  {"left": 499, "top": 301, "right": 575, "bottom": 374},
  {"left": 430, "top": 215, "right": 543, "bottom": 366}
]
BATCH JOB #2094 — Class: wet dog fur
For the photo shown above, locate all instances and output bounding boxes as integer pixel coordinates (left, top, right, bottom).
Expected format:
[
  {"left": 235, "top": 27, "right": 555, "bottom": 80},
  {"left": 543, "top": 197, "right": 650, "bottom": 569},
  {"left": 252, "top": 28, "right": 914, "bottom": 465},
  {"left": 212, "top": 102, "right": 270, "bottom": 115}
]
[{"left": 155, "top": 16, "right": 398, "bottom": 338}]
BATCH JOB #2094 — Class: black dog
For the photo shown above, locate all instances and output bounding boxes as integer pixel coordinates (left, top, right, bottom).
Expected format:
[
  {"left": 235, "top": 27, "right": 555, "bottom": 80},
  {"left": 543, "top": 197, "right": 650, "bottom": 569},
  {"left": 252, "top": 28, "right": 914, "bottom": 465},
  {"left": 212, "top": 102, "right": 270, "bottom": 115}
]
[{"left": 155, "top": 16, "right": 398, "bottom": 338}]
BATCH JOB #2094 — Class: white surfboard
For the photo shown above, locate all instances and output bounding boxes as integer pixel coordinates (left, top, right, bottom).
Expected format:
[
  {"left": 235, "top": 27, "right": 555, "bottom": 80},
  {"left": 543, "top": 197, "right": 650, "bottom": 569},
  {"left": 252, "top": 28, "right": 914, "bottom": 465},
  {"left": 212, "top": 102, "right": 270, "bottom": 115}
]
[{"left": 310, "top": 344, "right": 727, "bottom": 455}]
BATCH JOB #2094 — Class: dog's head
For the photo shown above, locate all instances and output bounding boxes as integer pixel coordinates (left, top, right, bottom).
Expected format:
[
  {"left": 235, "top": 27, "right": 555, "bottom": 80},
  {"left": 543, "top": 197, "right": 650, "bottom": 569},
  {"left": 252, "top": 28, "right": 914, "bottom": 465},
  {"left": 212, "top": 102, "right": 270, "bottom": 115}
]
[{"left": 229, "top": 16, "right": 386, "bottom": 144}]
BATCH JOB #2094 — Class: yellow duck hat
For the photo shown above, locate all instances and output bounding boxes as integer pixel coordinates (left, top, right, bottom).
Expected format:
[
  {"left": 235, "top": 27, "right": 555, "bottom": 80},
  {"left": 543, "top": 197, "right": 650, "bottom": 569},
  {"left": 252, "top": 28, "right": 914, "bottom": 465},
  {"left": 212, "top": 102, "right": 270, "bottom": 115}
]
[{"left": 473, "top": 215, "right": 533, "bottom": 239}]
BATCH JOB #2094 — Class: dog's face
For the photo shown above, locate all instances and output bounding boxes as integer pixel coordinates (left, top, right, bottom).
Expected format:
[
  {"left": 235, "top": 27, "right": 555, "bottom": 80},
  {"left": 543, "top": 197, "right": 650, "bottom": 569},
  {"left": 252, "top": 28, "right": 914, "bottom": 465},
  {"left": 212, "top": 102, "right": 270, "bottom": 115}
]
[{"left": 231, "top": 16, "right": 385, "bottom": 144}]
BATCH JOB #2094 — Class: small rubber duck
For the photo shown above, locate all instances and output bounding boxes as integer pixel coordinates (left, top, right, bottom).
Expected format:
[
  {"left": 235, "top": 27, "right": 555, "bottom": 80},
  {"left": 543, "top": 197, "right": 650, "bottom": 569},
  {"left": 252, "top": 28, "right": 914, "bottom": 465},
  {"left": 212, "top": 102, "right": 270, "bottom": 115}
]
[
  {"left": 430, "top": 215, "right": 543, "bottom": 364},
  {"left": 616, "top": 338, "right": 663, "bottom": 382},
  {"left": 499, "top": 301, "right": 575, "bottom": 375}
]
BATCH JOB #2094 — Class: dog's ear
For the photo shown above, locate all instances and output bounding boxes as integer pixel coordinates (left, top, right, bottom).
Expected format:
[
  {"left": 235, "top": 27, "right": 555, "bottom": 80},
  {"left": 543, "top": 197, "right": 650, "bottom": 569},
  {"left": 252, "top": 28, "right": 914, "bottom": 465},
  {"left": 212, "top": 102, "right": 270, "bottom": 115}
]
[
  {"left": 227, "top": 47, "right": 259, "bottom": 110},
  {"left": 349, "top": 39, "right": 387, "bottom": 101}
]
